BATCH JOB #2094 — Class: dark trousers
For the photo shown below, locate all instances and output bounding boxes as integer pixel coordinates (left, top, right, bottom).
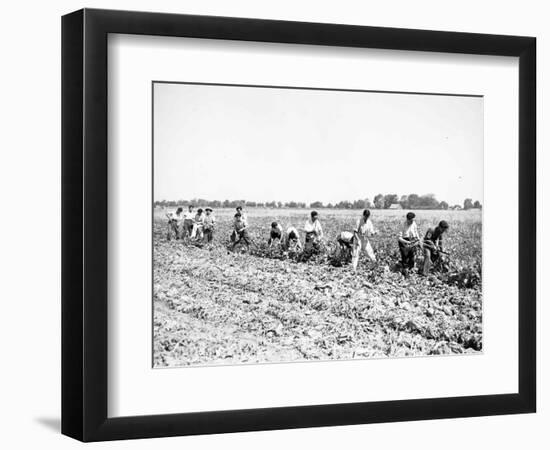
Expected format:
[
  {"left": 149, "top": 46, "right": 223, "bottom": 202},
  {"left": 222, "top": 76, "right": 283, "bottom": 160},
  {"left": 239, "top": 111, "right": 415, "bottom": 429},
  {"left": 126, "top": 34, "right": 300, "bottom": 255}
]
[
  {"left": 337, "top": 238, "right": 353, "bottom": 261},
  {"left": 232, "top": 229, "right": 251, "bottom": 248},
  {"left": 204, "top": 228, "right": 214, "bottom": 243},
  {"left": 305, "top": 232, "right": 321, "bottom": 254},
  {"left": 268, "top": 230, "right": 282, "bottom": 245},
  {"left": 182, "top": 220, "right": 194, "bottom": 238},
  {"left": 167, "top": 220, "right": 180, "bottom": 240},
  {"left": 399, "top": 241, "right": 416, "bottom": 269},
  {"left": 422, "top": 247, "right": 441, "bottom": 275}
]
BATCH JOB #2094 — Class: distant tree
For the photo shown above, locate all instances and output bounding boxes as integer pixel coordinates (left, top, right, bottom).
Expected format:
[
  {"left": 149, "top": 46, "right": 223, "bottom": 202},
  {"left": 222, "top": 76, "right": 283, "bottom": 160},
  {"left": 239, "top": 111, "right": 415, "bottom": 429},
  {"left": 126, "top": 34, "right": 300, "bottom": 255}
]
[
  {"left": 464, "top": 198, "right": 474, "bottom": 210},
  {"left": 335, "top": 200, "right": 352, "bottom": 209},
  {"left": 374, "top": 193, "right": 384, "bottom": 209},
  {"left": 473, "top": 200, "right": 482, "bottom": 209},
  {"left": 158, "top": 196, "right": 455, "bottom": 211},
  {"left": 383, "top": 194, "right": 399, "bottom": 209},
  {"left": 399, "top": 195, "right": 409, "bottom": 209},
  {"left": 407, "top": 193, "right": 420, "bottom": 209},
  {"left": 418, "top": 194, "right": 439, "bottom": 209}
]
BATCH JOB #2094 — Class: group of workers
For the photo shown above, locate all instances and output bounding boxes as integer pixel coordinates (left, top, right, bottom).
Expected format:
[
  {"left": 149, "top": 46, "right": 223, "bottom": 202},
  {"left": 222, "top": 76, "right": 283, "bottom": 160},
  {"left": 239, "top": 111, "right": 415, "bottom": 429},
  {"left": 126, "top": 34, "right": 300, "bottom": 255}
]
[{"left": 166, "top": 205, "right": 450, "bottom": 276}]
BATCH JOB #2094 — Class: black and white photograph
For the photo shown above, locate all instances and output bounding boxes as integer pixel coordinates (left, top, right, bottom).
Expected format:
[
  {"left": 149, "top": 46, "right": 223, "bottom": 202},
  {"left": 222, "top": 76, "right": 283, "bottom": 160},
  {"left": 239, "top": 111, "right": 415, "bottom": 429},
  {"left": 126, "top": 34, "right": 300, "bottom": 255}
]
[{"left": 152, "top": 82, "right": 483, "bottom": 368}]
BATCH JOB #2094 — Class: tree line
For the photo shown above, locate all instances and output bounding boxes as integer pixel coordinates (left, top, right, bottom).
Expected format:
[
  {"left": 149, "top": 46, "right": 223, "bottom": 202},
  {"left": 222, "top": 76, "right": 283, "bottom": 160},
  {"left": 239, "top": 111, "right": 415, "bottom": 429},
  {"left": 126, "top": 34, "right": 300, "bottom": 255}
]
[{"left": 155, "top": 194, "right": 482, "bottom": 210}]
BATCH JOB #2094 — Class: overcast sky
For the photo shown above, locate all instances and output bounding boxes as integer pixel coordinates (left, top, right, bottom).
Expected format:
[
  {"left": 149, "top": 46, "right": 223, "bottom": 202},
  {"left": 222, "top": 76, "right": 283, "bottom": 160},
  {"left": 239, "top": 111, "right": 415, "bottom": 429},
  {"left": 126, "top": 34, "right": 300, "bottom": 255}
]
[{"left": 153, "top": 82, "right": 483, "bottom": 206}]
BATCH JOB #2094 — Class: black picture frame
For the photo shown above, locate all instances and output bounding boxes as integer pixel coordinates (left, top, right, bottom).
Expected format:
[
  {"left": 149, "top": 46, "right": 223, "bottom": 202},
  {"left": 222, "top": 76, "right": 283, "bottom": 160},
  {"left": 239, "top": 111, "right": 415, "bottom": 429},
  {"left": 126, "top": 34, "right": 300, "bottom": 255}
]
[{"left": 62, "top": 8, "right": 536, "bottom": 442}]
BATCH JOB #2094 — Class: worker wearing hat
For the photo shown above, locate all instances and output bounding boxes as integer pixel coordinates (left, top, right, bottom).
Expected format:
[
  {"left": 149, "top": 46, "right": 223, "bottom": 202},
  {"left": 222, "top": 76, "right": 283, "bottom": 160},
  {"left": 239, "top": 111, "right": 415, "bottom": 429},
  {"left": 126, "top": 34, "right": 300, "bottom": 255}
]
[{"left": 203, "top": 208, "right": 216, "bottom": 243}]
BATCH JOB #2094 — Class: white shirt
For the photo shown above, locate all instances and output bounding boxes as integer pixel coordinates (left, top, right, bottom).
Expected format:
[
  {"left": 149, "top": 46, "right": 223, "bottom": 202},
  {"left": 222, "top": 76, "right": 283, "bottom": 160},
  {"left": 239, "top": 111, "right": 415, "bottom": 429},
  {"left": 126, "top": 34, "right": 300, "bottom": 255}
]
[
  {"left": 356, "top": 217, "right": 375, "bottom": 237},
  {"left": 400, "top": 221, "right": 420, "bottom": 240},
  {"left": 183, "top": 210, "right": 195, "bottom": 220},
  {"left": 167, "top": 211, "right": 184, "bottom": 223},
  {"left": 304, "top": 218, "right": 323, "bottom": 237},
  {"left": 286, "top": 226, "right": 299, "bottom": 236},
  {"left": 236, "top": 211, "right": 248, "bottom": 223},
  {"left": 272, "top": 223, "right": 283, "bottom": 234},
  {"left": 194, "top": 213, "right": 205, "bottom": 224},
  {"left": 204, "top": 214, "right": 215, "bottom": 226},
  {"left": 339, "top": 231, "right": 355, "bottom": 243}
]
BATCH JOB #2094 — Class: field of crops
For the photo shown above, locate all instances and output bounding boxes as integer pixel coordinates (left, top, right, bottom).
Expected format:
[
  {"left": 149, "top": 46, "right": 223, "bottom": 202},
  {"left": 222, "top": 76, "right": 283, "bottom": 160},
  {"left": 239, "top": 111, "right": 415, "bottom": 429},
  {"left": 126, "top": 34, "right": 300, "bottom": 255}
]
[{"left": 153, "top": 208, "right": 482, "bottom": 368}]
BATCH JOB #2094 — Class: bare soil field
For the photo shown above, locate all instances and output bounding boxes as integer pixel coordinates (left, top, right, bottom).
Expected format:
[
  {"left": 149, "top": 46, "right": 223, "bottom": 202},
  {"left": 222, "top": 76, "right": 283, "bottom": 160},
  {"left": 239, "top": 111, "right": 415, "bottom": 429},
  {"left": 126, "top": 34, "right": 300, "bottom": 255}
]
[{"left": 153, "top": 208, "right": 482, "bottom": 367}]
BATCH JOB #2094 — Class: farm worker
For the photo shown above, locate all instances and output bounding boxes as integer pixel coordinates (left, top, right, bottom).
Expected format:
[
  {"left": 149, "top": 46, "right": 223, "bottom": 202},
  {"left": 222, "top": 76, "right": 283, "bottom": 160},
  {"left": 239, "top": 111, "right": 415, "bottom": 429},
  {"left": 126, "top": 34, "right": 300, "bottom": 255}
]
[
  {"left": 182, "top": 205, "right": 195, "bottom": 238},
  {"left": 422, "top": 220, "right": 449, "bottom": 275},
  {"left": 190, "top": 208, "right": 206, "bottom": 240},
  {"left": 203, "top": 208, "right": 215, "bottom": 243},
  {"left": 398, "top": 211, "right": 421, "bottom": 272},
  {"left": 354, "top": 209, "right": 378, "bottom": 265},
  {"left": 304, "top": 211, "right": 323, "bottom": 242},
  {"left": 337, "top": 230, "right": 361, "bottom": 270},
  {"left": 231, "top": 212, "right": 252, "bottom": 250},
  {"left": 303, "top": 211, "right": 324, "bottom": 254},
  {"left": 284, "top": 226, "right": 303, "bottom": 251},
  {"left": 268, "top": 221, "right": 283, "bottom": 247},
  {"left": 231, "top": 206, "right": 249, "bottom": 242},
  {"left": 165, "top": 207, "right": 184, "bottom": 240}
]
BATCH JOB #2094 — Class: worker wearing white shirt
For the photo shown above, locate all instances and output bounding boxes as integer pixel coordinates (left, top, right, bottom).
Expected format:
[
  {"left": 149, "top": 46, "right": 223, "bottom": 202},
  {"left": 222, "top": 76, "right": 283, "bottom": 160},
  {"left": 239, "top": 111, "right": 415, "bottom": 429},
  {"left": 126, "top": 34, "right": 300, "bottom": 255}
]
[
  {"left": 235, "top": 206, "right": 248, "bottom": 225},
  {"left": 398, "top": 211, "right": 421, "bottom": 272},
  {"left": 356, "top": 209, "right": 376, "bottom": 237},
  {"left": 304, "top": 211, "right": 323, "bottom": 247},
  {"left": 354, "top": 209, "right": 377, "bottom": 265},
  {"left": 190, "top": 208, "right": 205, "bottom": 240},
  {"left": 284, "top": 226, "right": 303, "bottom": 251},
  {"left": 165, "top": 207, "right": 184, "bottom": 240},
  {"left": 182, "top": 205, "right": 195, "bottom": 238}
]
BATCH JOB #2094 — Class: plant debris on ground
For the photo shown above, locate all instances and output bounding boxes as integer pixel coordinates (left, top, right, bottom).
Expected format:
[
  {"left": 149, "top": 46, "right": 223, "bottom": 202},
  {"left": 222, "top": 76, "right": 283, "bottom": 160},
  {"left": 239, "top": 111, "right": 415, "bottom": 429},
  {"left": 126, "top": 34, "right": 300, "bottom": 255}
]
[{"left": 153, "top": 209, "right": 482, "bottom": 367}]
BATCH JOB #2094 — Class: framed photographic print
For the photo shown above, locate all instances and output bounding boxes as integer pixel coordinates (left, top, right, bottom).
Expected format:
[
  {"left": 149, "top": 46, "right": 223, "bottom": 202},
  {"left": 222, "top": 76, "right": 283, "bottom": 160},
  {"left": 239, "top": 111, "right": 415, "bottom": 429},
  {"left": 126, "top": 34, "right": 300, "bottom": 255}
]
[{"left": 61, "top": 8, "right": 536, "bottom": 442}]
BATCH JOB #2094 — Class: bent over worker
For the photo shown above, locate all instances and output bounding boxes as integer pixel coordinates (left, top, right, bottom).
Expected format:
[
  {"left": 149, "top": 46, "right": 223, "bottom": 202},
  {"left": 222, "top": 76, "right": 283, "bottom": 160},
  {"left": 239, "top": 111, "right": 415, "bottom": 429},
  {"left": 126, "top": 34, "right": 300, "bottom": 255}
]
[
  {"left": 422, "top": 220, "right": 449, "bottom": 275},
  {"left": 268, "top": 222, "right": 283, "bottom": 247},
  {"left": 284, "top": 225, "right": 303, "bottom": 252}
]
